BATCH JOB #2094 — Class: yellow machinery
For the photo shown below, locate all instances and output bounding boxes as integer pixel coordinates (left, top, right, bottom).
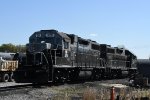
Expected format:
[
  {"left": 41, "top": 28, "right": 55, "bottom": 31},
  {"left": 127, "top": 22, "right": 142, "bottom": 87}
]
[{"left": 0, "top": 57, "right": 18, "bottom": 82}]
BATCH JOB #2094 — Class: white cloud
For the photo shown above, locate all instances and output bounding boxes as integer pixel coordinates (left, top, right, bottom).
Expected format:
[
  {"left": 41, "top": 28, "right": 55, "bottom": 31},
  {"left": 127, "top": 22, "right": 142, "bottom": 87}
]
[{"left": 89, "top": 33, "right": 97, "bottom": 37}]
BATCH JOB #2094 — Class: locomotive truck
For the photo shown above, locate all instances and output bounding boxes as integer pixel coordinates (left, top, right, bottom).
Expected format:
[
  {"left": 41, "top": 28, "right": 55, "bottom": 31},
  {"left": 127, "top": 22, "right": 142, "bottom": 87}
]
[{"left": 14, "top": 29, "right": 137, "bottom": 83}]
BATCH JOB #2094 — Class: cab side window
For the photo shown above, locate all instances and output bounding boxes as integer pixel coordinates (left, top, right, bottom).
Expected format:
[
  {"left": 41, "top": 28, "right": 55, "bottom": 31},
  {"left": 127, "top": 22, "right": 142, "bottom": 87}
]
[{"left": 64, "top": 41, "right": 69, "bottom": 49}]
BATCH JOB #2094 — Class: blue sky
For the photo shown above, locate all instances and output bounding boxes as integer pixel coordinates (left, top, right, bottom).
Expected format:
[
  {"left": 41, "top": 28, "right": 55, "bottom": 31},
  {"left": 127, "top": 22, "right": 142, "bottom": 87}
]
[{"left": 0, "top": 0, "right": 150, "bottom": 59}]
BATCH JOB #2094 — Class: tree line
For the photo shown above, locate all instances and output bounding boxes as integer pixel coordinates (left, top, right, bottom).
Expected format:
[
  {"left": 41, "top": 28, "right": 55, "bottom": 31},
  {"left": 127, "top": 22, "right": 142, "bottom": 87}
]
[{"left": 0, "top": 43, "right": 26, "bottom": 53}]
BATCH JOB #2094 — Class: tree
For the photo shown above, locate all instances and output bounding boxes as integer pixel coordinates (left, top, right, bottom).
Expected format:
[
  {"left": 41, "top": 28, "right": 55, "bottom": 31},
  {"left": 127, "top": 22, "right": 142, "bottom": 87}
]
[
  {"left": 16, "top": 45, "right": 26, "bottom": 53},
  {"left": 0, "top": 43, "right": 16, "bottom": 52},
  {"left": 0, "top": 43, "right": 26, "bottom": 53}
]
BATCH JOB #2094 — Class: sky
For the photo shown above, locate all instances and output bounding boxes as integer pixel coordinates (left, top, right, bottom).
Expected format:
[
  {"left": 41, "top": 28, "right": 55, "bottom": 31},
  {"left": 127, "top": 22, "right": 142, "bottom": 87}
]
[{"left": 0, "top": 0, "right": 150, "bottom": 59}]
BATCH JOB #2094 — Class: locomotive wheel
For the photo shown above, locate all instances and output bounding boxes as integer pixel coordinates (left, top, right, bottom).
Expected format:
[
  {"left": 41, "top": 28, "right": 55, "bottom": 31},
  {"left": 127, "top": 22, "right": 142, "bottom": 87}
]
[
  {"left": 53, "top": 69, "right": 66, "bottom": 83},
  {"left": 91, "top": 69, "right": 99, "bottom": 80},
  {"left": 9, "top": 73, "right": 14, "bottom": 82},
  {"left": 117, "top": 70, "right": 122, "bottom": 79},
  {"left": 110, "top": 70, "right": 114, "bottom": 79},
  {"left": 98, "top": 70, "right": 103, "bottom": 80},
  {"left": 69, "top": 70, "right": 79, "bottom": 82},
  {"left": 53, "top": 70, "right": 60, "bottom": 83},
  {"left": 2, "top": 73, "right": 9, "bottom": 82}
]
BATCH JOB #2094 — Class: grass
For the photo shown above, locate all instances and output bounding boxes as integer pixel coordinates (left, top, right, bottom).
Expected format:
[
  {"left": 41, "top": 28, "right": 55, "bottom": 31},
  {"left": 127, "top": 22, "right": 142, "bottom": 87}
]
[
  {"left": 51, "top": 83, "right": 150, "bottom": 100},
  {"left": 83, "top": 87, "right": 97, "bottom": 100}
]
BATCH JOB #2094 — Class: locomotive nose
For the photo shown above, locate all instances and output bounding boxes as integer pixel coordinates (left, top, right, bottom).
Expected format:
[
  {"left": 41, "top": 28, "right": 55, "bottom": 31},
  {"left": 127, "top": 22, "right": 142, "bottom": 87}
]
[{"left": 26, "top": 43, "right": 51, "bottom": 52}]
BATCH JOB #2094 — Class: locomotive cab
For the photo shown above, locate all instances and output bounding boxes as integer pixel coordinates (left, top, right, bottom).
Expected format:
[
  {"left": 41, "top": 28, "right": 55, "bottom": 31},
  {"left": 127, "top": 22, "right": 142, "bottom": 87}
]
[{"left": 14, "top": 30, "right": 73, "bottom": 83}]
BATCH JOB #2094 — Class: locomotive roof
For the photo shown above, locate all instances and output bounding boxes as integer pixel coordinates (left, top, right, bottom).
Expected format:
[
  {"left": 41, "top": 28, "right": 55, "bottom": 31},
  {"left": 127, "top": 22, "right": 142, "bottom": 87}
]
[
  {"left": 39, "top": 30, "right": 70, "bottom": 41},
  {"left": 58, "top": 32, "right": 71, "bottom": 42},
  {"left": 31, "top": 30, "right": 71, "bottom": 42},
  {"left": 125, "top": 49, "right": 136, "bottom": 58}
]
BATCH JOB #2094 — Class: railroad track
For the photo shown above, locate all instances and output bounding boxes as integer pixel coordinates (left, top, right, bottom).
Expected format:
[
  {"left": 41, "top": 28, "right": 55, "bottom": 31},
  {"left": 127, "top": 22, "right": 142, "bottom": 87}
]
[
  {"left": 0, "top": 83, "right": 34, "bottom": 92},
  {"left": 0, "top": 82, "right": 53, "bottom": 92}
]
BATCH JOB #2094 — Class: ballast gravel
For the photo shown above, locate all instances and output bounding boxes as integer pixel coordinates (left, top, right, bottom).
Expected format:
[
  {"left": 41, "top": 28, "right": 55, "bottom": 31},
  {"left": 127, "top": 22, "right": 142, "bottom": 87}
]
[{"left": 0, "top": 79, "right": 129, "bottom": 100}]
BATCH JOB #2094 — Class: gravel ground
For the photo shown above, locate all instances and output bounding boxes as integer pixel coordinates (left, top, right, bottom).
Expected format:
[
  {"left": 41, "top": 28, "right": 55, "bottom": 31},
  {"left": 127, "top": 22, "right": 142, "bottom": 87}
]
[{"left": 0, "top": 79, "right": 143, "bottom": 100}]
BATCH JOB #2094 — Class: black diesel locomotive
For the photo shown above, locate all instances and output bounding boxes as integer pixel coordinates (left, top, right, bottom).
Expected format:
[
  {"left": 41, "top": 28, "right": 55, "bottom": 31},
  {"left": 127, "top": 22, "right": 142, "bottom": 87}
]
[{"left": 14, "top": 29, "right": 137, "bottom": 83}]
